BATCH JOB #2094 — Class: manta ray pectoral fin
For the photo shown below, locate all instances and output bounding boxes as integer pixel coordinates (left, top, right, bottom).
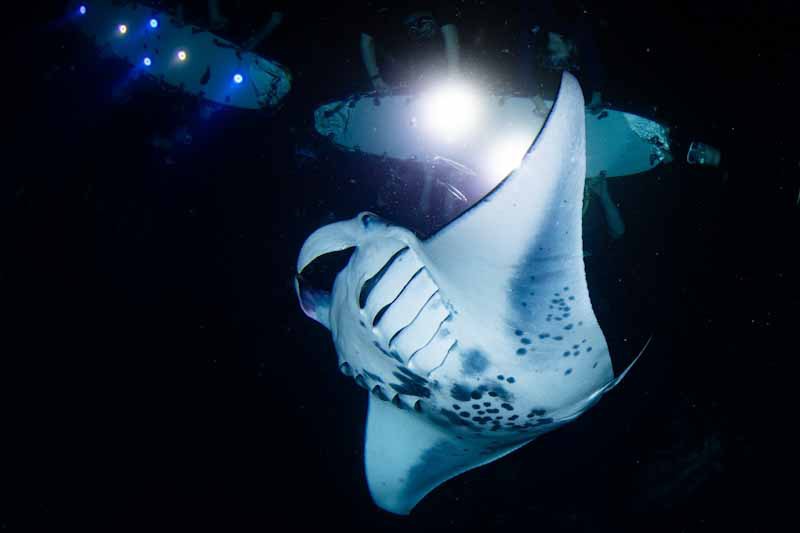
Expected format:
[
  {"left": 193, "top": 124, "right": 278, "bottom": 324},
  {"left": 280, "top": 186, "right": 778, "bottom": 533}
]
[
  {"left": 422, "top": 72, "right": 587, "bottom": 319},
  {"left": 553, "top": 336, "right": 654, "bottom": 425},
  {"left": 605, "top": 335, "right": 653, "bottom": 391},
  {"left": 364, "top": 397, "right": 532, "bottom": 515}
]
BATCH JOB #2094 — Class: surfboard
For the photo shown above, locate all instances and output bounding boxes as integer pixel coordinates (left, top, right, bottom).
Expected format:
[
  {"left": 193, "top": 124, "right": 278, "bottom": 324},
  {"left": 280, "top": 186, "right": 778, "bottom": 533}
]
[
  {"left": 68, "top": 0, "right": 292, "bottom": 110},
  {"left": 314, "top": 92, "right": 672, "bottom": 184}
]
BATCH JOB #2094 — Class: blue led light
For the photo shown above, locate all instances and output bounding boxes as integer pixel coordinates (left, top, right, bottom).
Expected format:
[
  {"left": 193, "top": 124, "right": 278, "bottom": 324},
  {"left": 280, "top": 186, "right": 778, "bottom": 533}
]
[
  {"left": 149, "top": 18, "right": 158, "bottom": 29},
  {"left": 233, "top": 73, "right": 243, "bottom": 84},
  {"left": 79, "top": 5, "right": 87, "bottom": 15},
  {"left": 118, "top": 24, "right": 128, "bottom": 35},
  {"left": 143, "top": 57, "right": 152, "bottom": 67}
]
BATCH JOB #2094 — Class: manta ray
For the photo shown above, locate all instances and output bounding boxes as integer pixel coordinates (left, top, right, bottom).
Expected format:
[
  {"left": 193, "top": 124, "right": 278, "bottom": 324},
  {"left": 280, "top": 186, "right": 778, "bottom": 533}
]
[{"left": 294, "top": 72, "right": 649, "bottom": 515}]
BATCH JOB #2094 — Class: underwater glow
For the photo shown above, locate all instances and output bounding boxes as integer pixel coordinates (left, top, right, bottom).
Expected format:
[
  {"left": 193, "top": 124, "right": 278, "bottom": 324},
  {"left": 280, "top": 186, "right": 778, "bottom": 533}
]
[
  {"left": 233, "top": 73, "right": 244, "bottom": 84},
  {"left": 421, "top": 81, "right": 483, "bottom": 142},
  {"left": 118, "top": 24, "right": 128, "bottom": 35},
  {"left": 484, "top": 132, "right": 536, "bottom": 181},
  {"left": 177, "top": 50, "right": 187, "bottom": 62},
  {"left": 149, "top": 18, "right": 159, "bottom": 29},
  {"left": 143, "top": 57, "right": 152, "bottom": 67},
  {"left": 79, "top": 5, "right": 86, "bottom": 15}
]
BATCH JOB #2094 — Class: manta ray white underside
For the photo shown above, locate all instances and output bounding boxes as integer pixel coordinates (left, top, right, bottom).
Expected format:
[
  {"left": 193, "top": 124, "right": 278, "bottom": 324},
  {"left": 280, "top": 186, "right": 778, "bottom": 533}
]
[{"left": 295, "top": 73, "right": 647, "bottom": 515}]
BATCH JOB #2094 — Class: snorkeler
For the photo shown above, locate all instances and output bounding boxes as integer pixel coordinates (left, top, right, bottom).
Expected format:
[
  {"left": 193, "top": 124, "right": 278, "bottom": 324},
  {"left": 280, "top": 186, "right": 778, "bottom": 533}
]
[
  {"left": 169, "top": 1, "right": 287, "bottom": 51},
  {"left": 517, "top": 0, "right": 607, "bottom": 113},
  {"left": 358, "top": 3, "right": 461, "bottom": 92}
]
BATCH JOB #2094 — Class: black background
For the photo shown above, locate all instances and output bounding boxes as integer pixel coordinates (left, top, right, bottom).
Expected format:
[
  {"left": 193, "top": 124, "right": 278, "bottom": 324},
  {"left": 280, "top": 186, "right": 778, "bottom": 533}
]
[{"left": 3, "top": 1, "right": 797, "bottom": 531}]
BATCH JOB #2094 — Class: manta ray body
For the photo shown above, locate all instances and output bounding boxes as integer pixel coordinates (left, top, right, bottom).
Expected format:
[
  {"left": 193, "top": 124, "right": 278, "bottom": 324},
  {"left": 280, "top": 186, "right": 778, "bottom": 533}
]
[{"left": 295, "top": 73, "right": 646, "bottom": 515}]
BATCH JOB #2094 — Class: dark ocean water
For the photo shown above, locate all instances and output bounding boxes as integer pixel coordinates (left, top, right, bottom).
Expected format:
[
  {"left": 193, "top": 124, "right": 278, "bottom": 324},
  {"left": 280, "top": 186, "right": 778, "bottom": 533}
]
[{"left": 4, "top": 1, "right": 796, "bottom": 531}]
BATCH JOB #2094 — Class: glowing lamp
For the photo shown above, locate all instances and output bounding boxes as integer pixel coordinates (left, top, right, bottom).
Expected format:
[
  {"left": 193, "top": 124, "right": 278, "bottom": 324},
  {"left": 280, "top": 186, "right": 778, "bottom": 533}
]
[
  {"left": 421, "top": 81, "right": 483, "bottom": 142},
  {"left": 79, "top": 5, "right": 87, "bottom": 15},
  {"left": 177, "top": 50, "right": 187, "bottom": 62},
  {"left": 149, "top": 18, "right": 159, "bottom": 29},
  {"left": 118, "top": 24, "right": 128, "bottom": 35},
  {"left": 143, "top": 57, "right": 152, "bottom": 67},
  {"left": 233, "top": 73, "right": 243, "bottom": 84}
]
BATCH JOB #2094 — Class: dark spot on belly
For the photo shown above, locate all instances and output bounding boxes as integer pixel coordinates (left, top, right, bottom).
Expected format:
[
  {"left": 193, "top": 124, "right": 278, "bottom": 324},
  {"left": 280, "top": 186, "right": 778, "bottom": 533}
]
[
  {"left": 451, "top": 384, "right": 472, "bottom": 401},
  {"left": 441, "top": 408, "right": 476, "bottom": 428},
  {"left": 390, "top": 371, "right": 431, "bottom": 397},
  {"left": 462, "top": 349, "right": 489, "bottom": 375}
]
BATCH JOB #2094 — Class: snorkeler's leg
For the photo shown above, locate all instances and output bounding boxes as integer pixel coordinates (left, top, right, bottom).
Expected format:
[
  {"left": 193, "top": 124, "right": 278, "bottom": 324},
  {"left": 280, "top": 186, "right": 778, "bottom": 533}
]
[
  {"left": 589, "top": 178, "right": 625, "bottom": 240},
  {"left": 599, "top": 189, "right": 625, "bottom": 240},
  {"left": 243, "top": 11, "right": 284, "bottom": 50}
]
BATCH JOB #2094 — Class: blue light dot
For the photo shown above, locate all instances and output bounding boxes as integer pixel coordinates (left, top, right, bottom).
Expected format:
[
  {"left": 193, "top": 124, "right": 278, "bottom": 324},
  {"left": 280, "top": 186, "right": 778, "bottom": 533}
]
[
  {"left": 118, "top": 24, "right": 128, "bottom": 35},
  {"left": 177, "top": 50, "right": 187, "bottom": 61},
  {"left": 233, "top": 73, "right": 244, "bottom": 84},
  {"left": 79, "top": 5, "right": 87, "bottom": 15},
  {"left": 149, "top": 18, "right": 159, "bottom": 29},
  {"left": 143, "top": 57, "right": 152, "bottom": 66}
]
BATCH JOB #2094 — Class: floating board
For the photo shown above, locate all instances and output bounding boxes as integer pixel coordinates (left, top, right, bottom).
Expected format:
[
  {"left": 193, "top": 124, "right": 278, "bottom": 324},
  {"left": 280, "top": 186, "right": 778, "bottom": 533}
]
[
  {"left": 68, "top": 1, "right": 292, "bottom": 110},
  {"left": 315, "top": 92, "right": 672, "bottom": 183}
]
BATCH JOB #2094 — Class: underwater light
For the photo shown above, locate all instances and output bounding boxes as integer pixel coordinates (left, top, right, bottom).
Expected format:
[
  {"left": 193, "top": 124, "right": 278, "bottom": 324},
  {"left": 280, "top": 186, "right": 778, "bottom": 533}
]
[
  {"left": 149, "top": 18, "right": 159, "bottom": 29},
  {"left": 143, "top": 57, "right": 152, "bottom": 67},
  {"left": 118, "top": 24, "right": 128, "bottom": 35},
  {"left": 177, "top": 50, "right": 187, "bottom": 62},
  {"left": 485, "top": 132, "right": 536, "bottom": 181},
  {"left": 233, "top": 73, "right": 243, "bottom": 84},
  {"left": 421, "top": 81, "right": 483, "bottom": 142},
  {"left": 79, "top": 5, "right": 86, "bottom": 15}
]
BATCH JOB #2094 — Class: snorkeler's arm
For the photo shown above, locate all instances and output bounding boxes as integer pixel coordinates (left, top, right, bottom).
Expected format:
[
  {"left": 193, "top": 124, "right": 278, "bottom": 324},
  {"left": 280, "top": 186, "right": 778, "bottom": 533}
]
[
  {"left": 360, "top": 32, "right": 381, "bottom": 79},
  {"left": 441, "top": 24, "right": 460, "bottom": 75},
  {"left": 243, "top": 11, "right": 285, "bottom": 50}
]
